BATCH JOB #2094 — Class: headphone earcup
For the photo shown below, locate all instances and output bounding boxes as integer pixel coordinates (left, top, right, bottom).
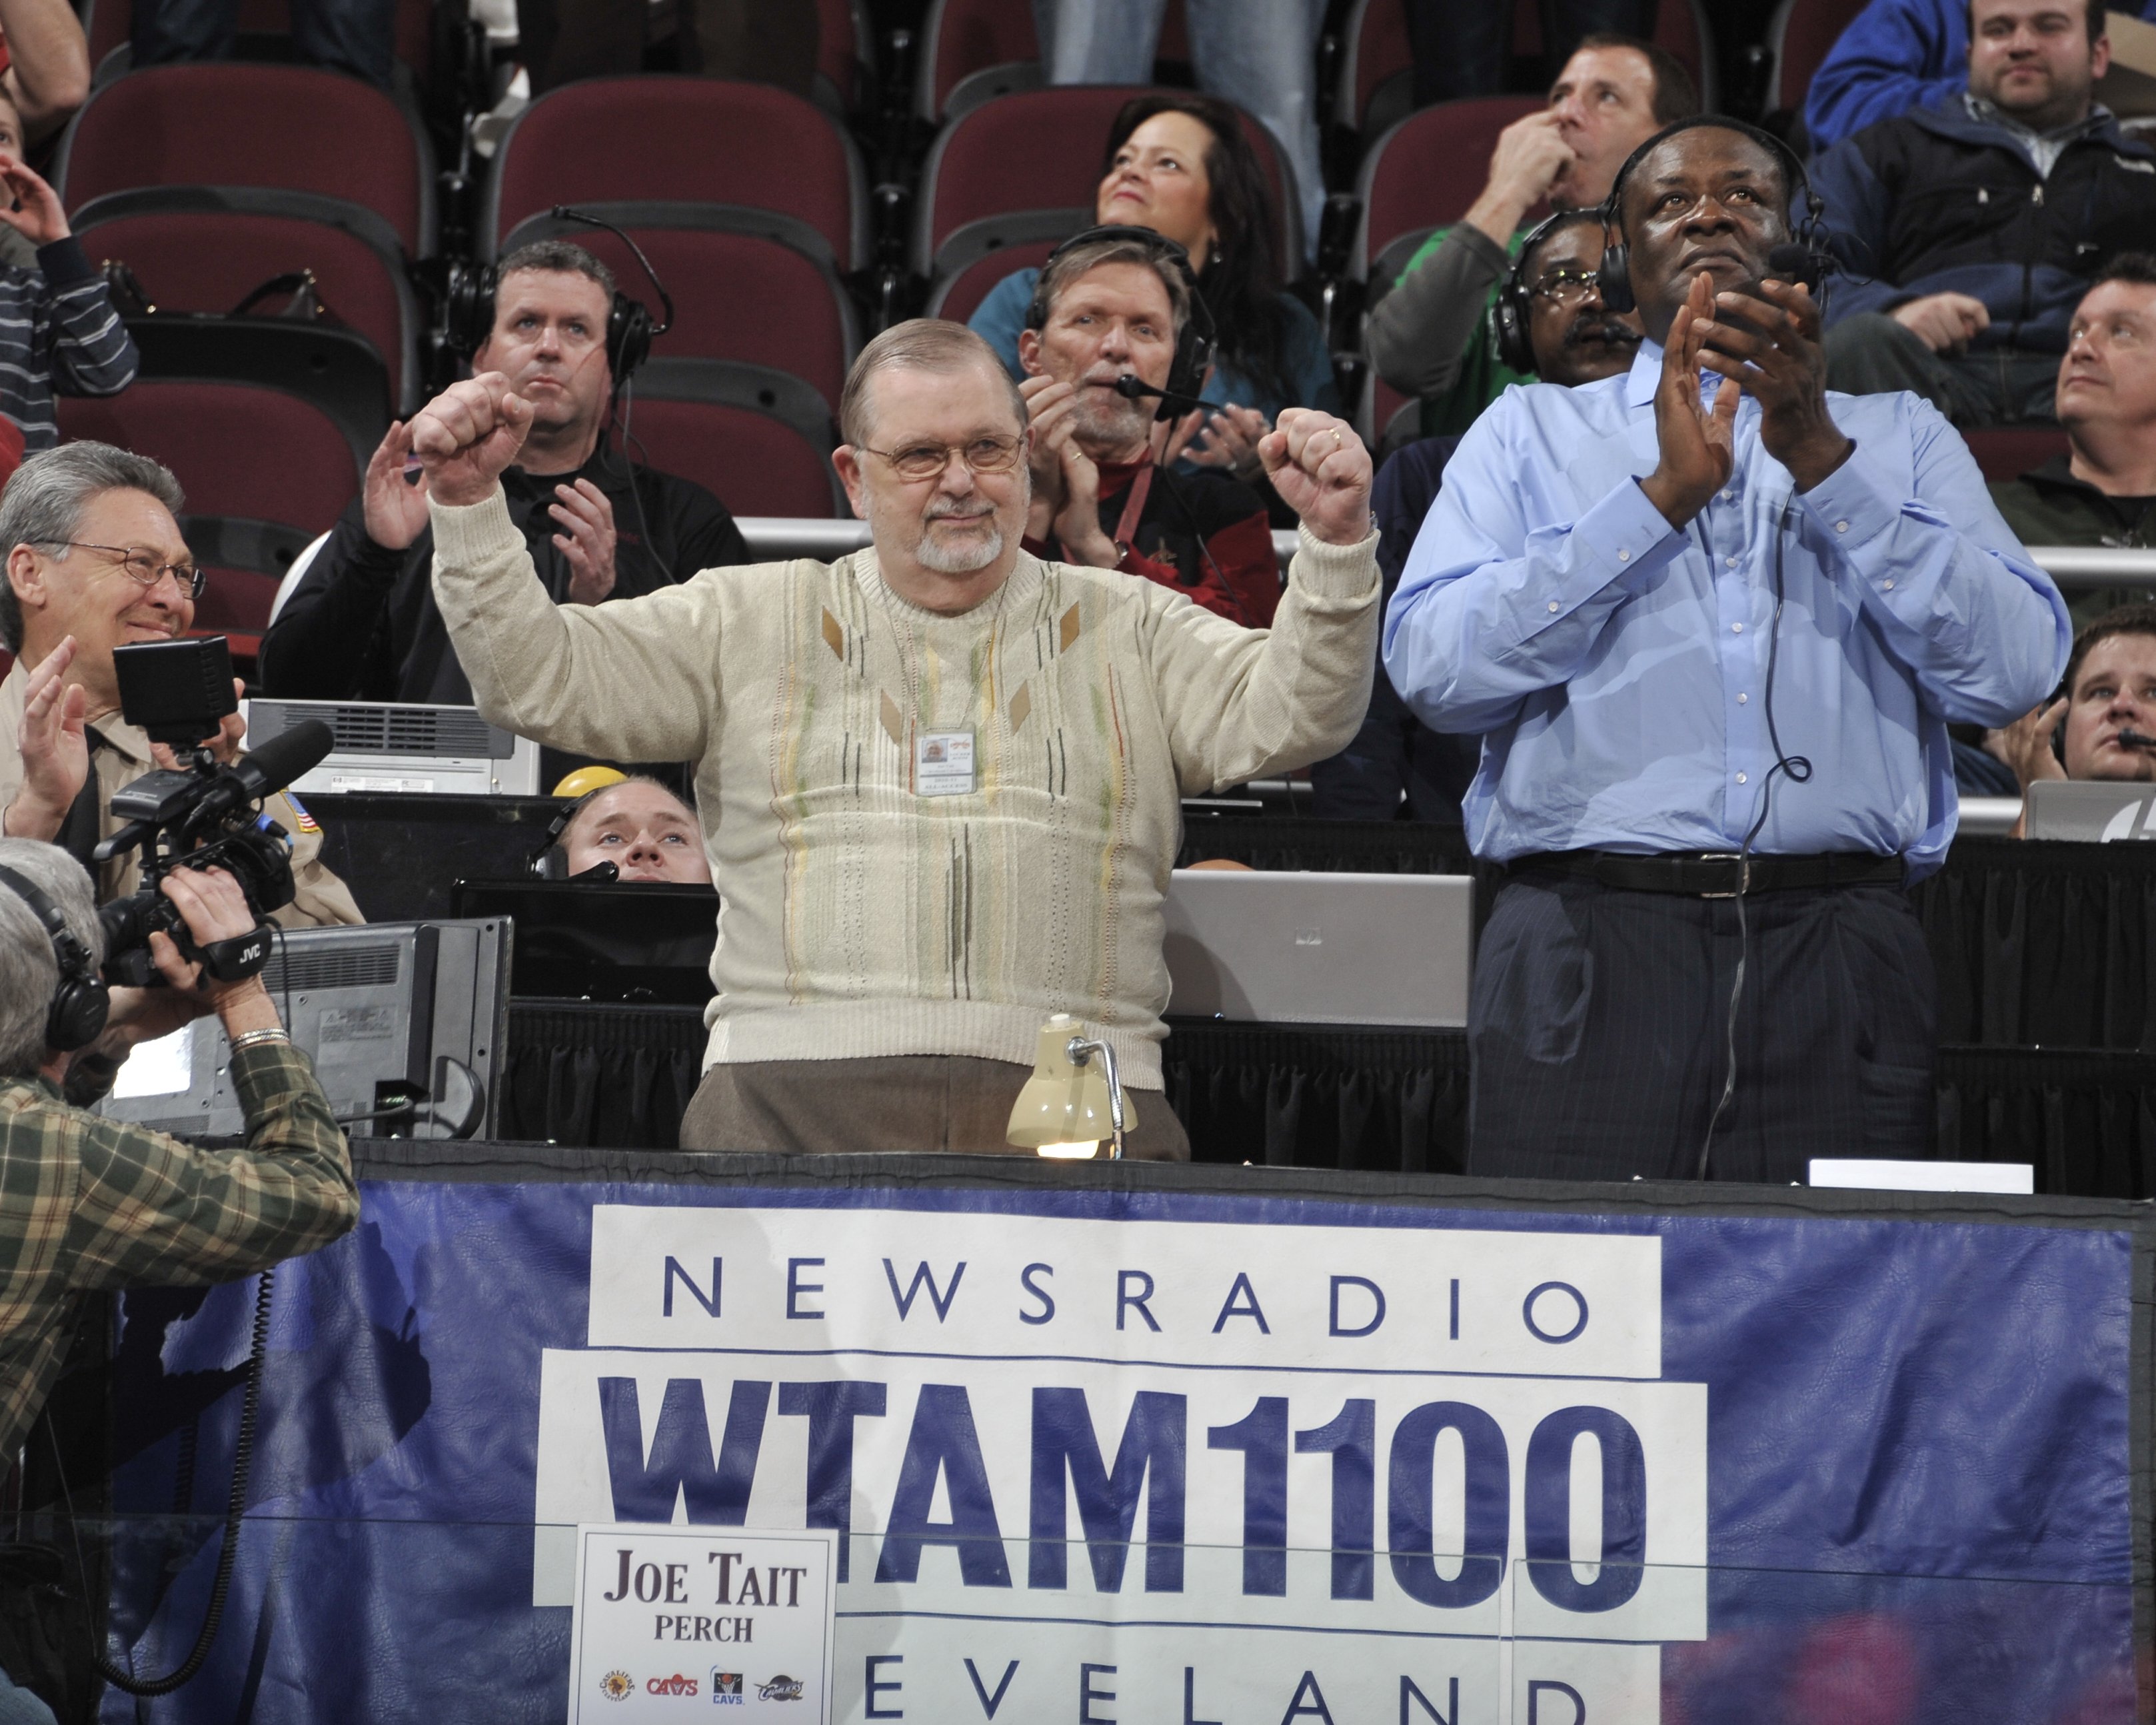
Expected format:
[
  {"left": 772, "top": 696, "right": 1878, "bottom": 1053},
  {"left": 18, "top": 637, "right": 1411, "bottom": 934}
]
[
  {"left": 1596, "top": 243, "right": 1635, "bottom": 315},
  {"left": 610, "top": 295, "right": 652, "bottom": 385},
  {"left": 46, "top": 970, "right": 109, "bottom": 1053},
  {"left": 1493, "top": 289, "right": 1534, "bottom": 376},
  {"left": 446, "top": 262, "right": 497, "bottom": 363}
]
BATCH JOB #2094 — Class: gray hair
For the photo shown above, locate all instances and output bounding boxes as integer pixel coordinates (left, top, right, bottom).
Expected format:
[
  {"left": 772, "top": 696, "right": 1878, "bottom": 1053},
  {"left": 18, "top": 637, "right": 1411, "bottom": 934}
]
[
  {"left": 0, "top": 442, "right": 185, "bottom": 651},
  {"left": 838, "top": 319, "right": 1028, "bottom": 449},
  {"left": 1026, "top": 236, "right": 1192, "bottom": 340},
  {"left": 0, "top": 839, "right": 101, "bottom": 1075}
]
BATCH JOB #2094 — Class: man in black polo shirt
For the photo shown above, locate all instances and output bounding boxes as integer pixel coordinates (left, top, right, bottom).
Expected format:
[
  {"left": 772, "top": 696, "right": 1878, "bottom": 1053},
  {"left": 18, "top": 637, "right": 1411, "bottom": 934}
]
[
  {"left": 259, "top": 240, "right": 750, "bottom": 704},
  {"left": 1016, "top": 230, "right": 1278, "bottom": 629}
]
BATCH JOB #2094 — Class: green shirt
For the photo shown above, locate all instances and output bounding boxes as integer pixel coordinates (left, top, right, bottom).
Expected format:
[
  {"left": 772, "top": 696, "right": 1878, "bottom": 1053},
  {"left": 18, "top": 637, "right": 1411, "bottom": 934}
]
[
  {"left": 1989, "top": 455, "right": 2156, "bottom": 628},
  {"left": 1387, "top": 225, "right": 1532, "bottom": 440},
  {"left": 0, "top": 1040, "right": 358, "bottom": 1456}
]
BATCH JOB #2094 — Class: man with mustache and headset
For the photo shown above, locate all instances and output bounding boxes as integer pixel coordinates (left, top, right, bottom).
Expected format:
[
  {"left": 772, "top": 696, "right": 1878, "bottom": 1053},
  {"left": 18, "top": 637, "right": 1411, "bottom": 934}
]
[{"left": 1384, "top": 117, "right": 2070, "bottom": 1185}]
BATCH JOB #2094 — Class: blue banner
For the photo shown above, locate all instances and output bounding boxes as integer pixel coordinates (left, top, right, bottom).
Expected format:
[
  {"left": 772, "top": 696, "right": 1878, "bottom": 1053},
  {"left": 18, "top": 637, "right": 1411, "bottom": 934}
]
[{"left": 103, "top": 1174, "right": 2139, "bottom": 1723}]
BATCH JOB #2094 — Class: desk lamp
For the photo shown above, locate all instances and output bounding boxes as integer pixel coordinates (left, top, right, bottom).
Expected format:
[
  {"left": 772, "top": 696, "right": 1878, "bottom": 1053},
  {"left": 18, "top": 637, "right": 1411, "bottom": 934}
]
[{"left": 1005, "top": 1013, "right": 1128, "bottom": 1160}]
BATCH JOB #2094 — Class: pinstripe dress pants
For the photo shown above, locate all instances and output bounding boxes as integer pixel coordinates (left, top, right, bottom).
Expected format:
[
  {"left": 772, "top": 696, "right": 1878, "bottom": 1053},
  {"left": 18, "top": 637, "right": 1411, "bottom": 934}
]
[{"left": 1466, "top": 874, "right": 1937, "bottom": 1184}]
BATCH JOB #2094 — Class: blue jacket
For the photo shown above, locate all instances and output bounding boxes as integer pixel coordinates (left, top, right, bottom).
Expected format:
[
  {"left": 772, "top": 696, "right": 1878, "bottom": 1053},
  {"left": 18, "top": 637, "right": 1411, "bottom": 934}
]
[
  {"left": 1803, "top": 0, "right": 2156, "bottom": 153},
  {"left": 1813, "top": 95, "right": 2156, "bottom": 355}
]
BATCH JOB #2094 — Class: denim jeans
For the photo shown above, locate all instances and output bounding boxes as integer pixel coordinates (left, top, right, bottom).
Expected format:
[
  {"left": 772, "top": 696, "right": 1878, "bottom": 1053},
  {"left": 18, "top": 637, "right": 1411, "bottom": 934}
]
[
  {"left": 132, "top": 0, "right": 396, "bottom": 87},
  {"left": 0, "top": 1666, "right": 57, "bottom": 1725},
  {"left": 1029, "top": 0, "right": 1325, "bottom": 263}
]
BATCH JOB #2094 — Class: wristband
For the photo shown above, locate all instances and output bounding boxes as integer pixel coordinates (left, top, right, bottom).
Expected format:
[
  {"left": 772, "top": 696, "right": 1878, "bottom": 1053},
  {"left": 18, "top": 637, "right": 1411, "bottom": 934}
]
[{"left": 229, "top": 1027, "right": 291, "bottom": 1052}]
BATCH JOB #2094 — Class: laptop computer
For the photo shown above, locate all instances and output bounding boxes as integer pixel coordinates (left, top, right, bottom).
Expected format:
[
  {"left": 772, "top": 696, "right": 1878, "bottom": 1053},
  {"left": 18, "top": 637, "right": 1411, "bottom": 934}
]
[
  {"left": 2023, "top": 780, "right": 2156, "bottom": 842},
  {"left": 1162, "top": 869, "right": 1474, "bottom": 1028}
]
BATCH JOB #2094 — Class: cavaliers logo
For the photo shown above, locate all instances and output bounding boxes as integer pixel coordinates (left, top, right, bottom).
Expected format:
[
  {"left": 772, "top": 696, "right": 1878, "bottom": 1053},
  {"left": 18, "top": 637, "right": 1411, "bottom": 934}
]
[
  {"left": 758, "top": 1676, "right": 806, "bottom": 1701},
  {"left": 599, "top": 1670, "right": 634, "bottom": 1700}
]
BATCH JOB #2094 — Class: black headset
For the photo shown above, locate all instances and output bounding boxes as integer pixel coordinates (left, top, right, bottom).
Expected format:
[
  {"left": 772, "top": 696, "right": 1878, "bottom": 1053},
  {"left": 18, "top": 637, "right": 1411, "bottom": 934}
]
[
  {"left": 1494, "top": 209, "right": 1608, "bottom": 377},
  {"left": 1594, "top": 116, "right": 1831, "bottom": 316},
  {"left": 0, "top": 862, "right": 109, "bottom": 1052},
  {"left": 445, "top": 207, "right": 674, "bottom": 387},
  {"left": 1025, "top": 224, "right": 1218, "bottom": 412}
]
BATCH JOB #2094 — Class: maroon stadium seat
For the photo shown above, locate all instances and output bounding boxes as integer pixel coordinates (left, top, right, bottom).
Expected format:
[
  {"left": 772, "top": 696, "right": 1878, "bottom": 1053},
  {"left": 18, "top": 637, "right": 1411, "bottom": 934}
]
[
  {"left": 55, "top": 63, "right": 435, "bottom": 256},
  {"left": 1766, "top": 0, "right": 1869, "bottom": 117},
  {"left": 1352, "top": 95, "right": 1542, "bottom": 286},
  {"left": 813, "top": 0, "right": 872, "bottom": 114},
  {"left": 485, "top": 77, "right": 870, "bottom": 271},
  {"left": 1511, "top": 0, "right": 1715, "bottom": 108},
  {"left": 626, "top": 361, "right": 845, "bottom": 519},
  {"left": 501, "top": 211, "right": 859, "bottom": 413},
  {"left": 1335, "top": 0, "right": 1411, "bottom": 135},
  {"left": 925, "top": 232, "right": 1066, "bottom": 326},
  {"left": 915, "top": 0, "right": 1041, "bottom": 122},
  {"left": 61, "top": 381, "right": 364, "bottom": 650},
  {"left": 75, "top": 203, "right": 420, "bottom": 411},
  {"left": 1961, "top": 427, "right": 2072, "bottom": 486},
  {"left": 914, "top": 85, "right": 1300, "bottom": 282}
]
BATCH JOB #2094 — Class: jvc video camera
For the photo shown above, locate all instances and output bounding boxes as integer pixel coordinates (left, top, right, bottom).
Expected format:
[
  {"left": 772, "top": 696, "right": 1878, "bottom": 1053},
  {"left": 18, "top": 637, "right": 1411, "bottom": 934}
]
[{"left": 93, "top": 638, "right": 333, "bottom": 988}]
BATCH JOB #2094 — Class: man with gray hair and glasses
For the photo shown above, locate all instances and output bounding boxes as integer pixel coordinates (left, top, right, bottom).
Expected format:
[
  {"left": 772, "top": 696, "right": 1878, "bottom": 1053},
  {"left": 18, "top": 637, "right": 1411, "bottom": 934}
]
[
  {"left": 413, "top": 317, "right": 1381, "bottom": 1156},
  {"left": 0, "top": 837, "right": 356, "bottom": 1725},
  {"left": 0, "top": 442, "right": 359, "bottom": 920}
]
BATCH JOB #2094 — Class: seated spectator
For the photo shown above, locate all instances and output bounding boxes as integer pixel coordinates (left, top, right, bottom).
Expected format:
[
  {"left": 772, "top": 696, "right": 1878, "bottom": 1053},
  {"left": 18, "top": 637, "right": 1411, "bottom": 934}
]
[
  {"left": 133, "top": 0, "right": 395, "bottom": 87},
  {"left": 0, "top": 0, "right": 89, "bottom": 149},
  {"left": 1986, "top": 605, "right": 2156, "bottom": 825},
  {"left": 1989, "top": 256, "right": 2156, "bottom": 571},
  {"left": 1018, "top": 229, "right": 1278, "bottom": 628},
  {"left": 1314, "top": 214, "right": 1641, "bottom": 819},
  {"left": 0, "top": 443, "right": 361, "bottom": 922},
  {"left": 260, "top": 241, "right": 750, "bottom": 708},
  {"left": 1804, "top": 0, "right": 2156, "bottom": 154},
  {"left": 559, "top": 775, "right": 711, "bottom": 883},
  {"left": 1815, "top": 0, "right": 2156, "bottom": 429},
  {"left": 412, "top": 319, "right": 1379, "bottom": 1157},
  {"left": 0, "top": 119, "right": 135, "bottom": 451},
  {"left": 1364, "top": 34, "right": 1695, "bottom": 440},
  {"left": 969, "top": 93, "right": 1340, "bottom": 496}
]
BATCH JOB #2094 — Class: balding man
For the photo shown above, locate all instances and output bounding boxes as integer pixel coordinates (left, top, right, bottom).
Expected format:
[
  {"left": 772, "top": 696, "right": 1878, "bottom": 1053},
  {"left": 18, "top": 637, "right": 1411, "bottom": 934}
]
[{"left": 415, "top": 319, "right": 1380, "bottom": 1157}]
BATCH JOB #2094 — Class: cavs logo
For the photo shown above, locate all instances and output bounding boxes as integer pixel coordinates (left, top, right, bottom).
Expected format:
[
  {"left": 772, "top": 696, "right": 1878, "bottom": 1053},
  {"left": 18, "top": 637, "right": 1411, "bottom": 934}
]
[
  {"left": 599, "top": 1671, "right": 634, "bottom": 1700},
  {"left": 711, "top": 1670, "right": 744, "bottom": 1705},
  {"left": 757, "top": 1676, "right": 806, "bottom": 1702}
]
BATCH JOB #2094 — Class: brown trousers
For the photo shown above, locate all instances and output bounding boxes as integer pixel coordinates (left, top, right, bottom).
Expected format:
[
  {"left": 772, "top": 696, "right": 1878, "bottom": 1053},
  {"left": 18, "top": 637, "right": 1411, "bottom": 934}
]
[{"left": 680, "top": 1054, "right": 1190, "bottom": 1160}]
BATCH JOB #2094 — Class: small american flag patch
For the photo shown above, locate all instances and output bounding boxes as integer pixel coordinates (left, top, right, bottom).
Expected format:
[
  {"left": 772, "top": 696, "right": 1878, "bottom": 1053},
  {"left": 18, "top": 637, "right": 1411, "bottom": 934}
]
[{"left": 284, "top": 793, "right": 320, "bottom": 834}]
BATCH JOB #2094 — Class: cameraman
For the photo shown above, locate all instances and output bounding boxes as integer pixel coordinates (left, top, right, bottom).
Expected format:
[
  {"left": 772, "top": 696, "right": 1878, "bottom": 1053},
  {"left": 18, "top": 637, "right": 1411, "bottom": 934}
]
[
  {"left": 0, "top": 443, "right": 359, "bottom": 922},
  {"left": 0, "top": 840, "right": 357, "bottom": 1724}
]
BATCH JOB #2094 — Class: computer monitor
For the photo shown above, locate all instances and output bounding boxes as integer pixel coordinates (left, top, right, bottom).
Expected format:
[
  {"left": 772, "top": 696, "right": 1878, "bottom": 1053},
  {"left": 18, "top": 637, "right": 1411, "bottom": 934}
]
[
  {"left": 449, "top": 879, "right": 717, "bottom": 1004},
  {"left": 2023, "top": 780, "right": 2156, "bottom": 842},
  {"left": 103, "top": 918, "right": 511, "bottom": 1139}
]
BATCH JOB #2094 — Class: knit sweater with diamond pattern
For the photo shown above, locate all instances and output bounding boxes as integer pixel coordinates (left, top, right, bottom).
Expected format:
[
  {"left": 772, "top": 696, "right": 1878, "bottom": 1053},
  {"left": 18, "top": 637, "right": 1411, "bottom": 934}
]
[{"left": 431, "top": 491, "right": 1380, "bottom": 1086}]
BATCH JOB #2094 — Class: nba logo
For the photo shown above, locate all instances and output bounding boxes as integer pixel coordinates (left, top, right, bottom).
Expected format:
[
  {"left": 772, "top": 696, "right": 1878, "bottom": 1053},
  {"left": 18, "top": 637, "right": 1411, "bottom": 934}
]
[{"left": 711, "top": 1671, "right": 743, "bottom": 1705}]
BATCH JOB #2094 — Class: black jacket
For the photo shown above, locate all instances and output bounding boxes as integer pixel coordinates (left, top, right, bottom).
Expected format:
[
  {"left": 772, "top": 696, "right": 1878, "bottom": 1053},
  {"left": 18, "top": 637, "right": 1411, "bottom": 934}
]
[
  {"left": 259, "top": 449, "right": 751, "bottom": 705},
  {"left": 1815, "top": 95, "right": 2156, "bottom": 355}
]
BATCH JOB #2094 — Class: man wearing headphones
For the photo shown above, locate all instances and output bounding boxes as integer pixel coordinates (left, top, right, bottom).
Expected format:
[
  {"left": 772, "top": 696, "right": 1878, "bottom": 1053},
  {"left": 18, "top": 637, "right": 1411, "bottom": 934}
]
[
  {"left": 1385, "top": 118, "right": 2071, "bottom": 1184},
  {"left": 0, "top": 839, "right": 355, "bottom": 1725},
  {"left": 1018, "top": 229, "right": 1278, "bottom": 628},
  {"left": 258, "top": 241, "right": 750, "bottom": 707}
]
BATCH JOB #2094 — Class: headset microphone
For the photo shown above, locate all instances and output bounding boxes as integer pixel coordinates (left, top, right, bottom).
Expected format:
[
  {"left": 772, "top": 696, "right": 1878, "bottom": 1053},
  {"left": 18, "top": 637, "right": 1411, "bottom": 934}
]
[
  {"left": 2117, "top": 729, "right": 2156, "bottom": 750},
  {"left": 1765, "top": 243, "right": 1822, "bottom": 292},
  {"left": 1114, "top": 373, "right": 1212, "bottom": 417}
]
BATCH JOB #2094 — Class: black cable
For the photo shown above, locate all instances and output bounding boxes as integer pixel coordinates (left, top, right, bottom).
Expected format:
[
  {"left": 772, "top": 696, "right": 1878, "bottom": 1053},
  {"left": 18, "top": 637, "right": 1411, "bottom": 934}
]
[
  {"left": 48, "top": 1266, "right": 277, "bottom": 1696},
  {"left": 1699, "top": 498, "right": 1813, "bottom": 1178},
  {"left": 609, "top": 376, "right": 676, "bottom": 587}
]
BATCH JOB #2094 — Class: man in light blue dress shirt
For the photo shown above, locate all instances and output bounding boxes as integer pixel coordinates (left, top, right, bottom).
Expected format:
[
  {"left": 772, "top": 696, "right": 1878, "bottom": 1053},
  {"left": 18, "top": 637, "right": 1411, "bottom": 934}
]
[{"left": 1384, "top": 118, "right": 2071, "bottom": 1184}]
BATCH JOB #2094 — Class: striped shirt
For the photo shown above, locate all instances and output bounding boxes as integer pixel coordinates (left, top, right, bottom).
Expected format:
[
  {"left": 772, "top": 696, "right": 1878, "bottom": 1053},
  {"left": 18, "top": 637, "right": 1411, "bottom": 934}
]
[
  {"left": 0, "top": 1041, "right": 358, "bottom": 1457},
  {"left": 0, "top": 235, "right": 139, "bottom": 451}
]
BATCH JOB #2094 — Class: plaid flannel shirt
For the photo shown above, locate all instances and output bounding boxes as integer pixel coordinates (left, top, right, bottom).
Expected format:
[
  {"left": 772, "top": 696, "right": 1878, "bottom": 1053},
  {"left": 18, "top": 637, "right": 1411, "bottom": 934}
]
[{"left": 0, "top": 1041, "right": 359, "bottom": 1458}]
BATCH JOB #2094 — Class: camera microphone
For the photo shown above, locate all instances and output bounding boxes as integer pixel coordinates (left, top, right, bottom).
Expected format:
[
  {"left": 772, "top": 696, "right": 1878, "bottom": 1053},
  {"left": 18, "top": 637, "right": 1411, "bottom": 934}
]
[{"left": 1114, "top": 373, "right": 1212, "bottom": 421}]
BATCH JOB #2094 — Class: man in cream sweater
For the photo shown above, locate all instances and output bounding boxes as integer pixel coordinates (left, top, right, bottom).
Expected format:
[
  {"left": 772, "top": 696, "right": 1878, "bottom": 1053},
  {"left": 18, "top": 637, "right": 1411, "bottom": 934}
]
[{"left": 416, "top": 320, "right": 1380, "bottom": 1156}]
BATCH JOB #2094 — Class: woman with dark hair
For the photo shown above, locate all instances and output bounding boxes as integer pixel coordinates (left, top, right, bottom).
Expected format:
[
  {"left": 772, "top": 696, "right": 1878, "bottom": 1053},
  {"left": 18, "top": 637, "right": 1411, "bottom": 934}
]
[{"left": 970, "top": 93, "right": 1339, "bottom": 487}]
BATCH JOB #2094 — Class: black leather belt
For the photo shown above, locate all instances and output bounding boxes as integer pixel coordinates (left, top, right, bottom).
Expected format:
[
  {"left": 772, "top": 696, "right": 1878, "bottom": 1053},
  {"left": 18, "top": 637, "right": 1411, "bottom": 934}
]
[{"left": 1509, "top": 850, "right": 1904, "bottom": 897}]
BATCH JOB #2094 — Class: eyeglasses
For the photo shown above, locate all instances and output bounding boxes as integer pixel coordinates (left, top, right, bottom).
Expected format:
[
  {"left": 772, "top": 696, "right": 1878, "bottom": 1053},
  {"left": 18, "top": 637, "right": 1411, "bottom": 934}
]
[
  {"left": 858, "top": 435, "right": 1027, "bottom": 484},
  {"left": 1530, "top": 267, "right": 1604, "bottom": 307},
  {"left": 37, "top": 541, "right": 206, "bottom": 600}
]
